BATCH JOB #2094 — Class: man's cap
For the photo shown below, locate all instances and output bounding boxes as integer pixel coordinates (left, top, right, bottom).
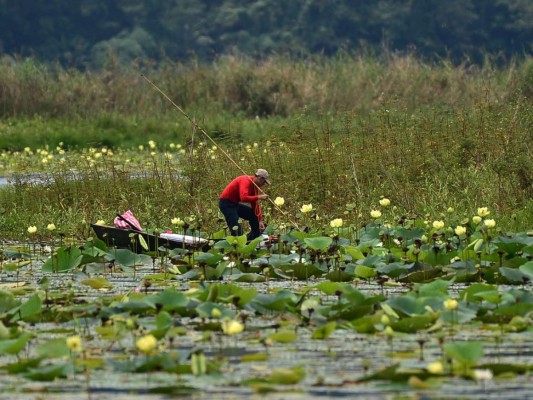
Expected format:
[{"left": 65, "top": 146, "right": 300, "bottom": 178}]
[{"left": 255, "top": 168, "right": 270, "bottom": 185}]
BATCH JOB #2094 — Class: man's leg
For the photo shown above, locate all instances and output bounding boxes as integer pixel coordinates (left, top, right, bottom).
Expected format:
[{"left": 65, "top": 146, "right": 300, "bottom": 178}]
[
  {"left": 237, "top": 203, "right": 261, "bottom": 240},
  {"left": 219, "top": 199, "right": 242, "bottom": 236}
]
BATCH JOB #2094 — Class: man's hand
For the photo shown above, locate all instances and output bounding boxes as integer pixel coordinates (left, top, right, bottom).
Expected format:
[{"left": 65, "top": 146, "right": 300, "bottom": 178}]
[
  {"left": 258, "top": 194, "right": 269, "bottom": 200},
  {"left": 259, "top": 221, "right": 266, "bottom": 231}
]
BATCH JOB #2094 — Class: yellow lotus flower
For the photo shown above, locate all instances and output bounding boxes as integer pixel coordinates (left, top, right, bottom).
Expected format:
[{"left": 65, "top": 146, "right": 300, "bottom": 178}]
[
  {"left": 370, "top": 210, "right": 382, "bottom": 219},
  {"left": 472, "top": 215, "right": 482, "bottom": 224},
  {"left": 47, "top": 223, "right": 56, "bottom": 231},
  {"left": 300, "top": 204, "right": 313, "bottom": 213},
  {"left": 484, "top": 219, "right": 496, "bottom": 229},
  {"left": 454, "top": 225, "right": 466, "bottom": 236},
  {"left": 274, "top": 197, "right": 285, "bottom": 207},
  {"left": 211, "top": 308, "right": 222, "bottom": 318},
  {"left": 477, "top": 207, "right": 490, "bottom": 217},
  {"left": 443, "top": 298, "right": 458, "bottom": 310},
  {"left": 381, "top": 315, "right": 390, "bottom": 325},
  {"left": 27, "top": 226, "right": 37, "bottom": 234},
  {"left": 432, "top": 220, "right": 445, "bottom": 230},
  {"left": 330, "top": 218, "right": 343, "bottom": 228},
  {"left": 221, "top": 319, "right": 244, "bottom": 335},
  {"left": 95, "top": 220, "right": 105, "bottom": 225},
  {"left": 136, "top": 334, "right": 157, "bottom": 354},
  {"left": 171, "top": 217, "right": 184, "bottom": 226},
  {"left": 427, "top": 361, "right": 444, "bottom": 374},
  {"left": 379, "top": 198, "right": 390, "bottom": 207},
  {"left": 66, "top": 335, "right": 83, "bottom": 352}
]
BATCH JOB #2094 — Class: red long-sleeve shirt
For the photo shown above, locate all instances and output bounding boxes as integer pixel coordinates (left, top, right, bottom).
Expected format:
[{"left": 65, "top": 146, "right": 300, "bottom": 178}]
[{"left": 220, "top": 175, "right": 263, "bottom": 221}]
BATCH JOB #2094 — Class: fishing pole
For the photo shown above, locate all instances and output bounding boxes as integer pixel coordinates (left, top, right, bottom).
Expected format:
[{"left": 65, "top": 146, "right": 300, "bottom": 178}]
[{"left": 141, "top": 74, "right": 302, "bottom": 232}]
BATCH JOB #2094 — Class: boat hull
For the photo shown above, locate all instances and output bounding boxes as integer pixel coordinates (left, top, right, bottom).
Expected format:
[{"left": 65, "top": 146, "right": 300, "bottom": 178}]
[{"left": 91, "top": 224, "right": 206, "bottom": 253}]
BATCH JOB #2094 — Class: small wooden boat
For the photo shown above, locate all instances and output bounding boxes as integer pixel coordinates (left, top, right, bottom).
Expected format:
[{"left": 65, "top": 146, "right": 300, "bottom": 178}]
[{"left": 91, "top": 224, "right": 209, "bottom": 253}]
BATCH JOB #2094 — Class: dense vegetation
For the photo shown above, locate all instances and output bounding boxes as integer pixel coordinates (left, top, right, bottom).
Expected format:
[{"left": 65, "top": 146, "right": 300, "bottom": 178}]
[
  {"left": 1, "top": 0, "right": 531, "bottom": 68},
  {"left": 0, "top": 55, "right": 532, "bottom": 238},
  {"left": 0, "top": 4, "right": 531, "bottom": 398}
]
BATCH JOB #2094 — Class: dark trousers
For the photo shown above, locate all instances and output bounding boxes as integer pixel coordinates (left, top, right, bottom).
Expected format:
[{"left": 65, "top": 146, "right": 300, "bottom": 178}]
[{"left": 218, "top": 199, "right": 261, "bottom": 240}]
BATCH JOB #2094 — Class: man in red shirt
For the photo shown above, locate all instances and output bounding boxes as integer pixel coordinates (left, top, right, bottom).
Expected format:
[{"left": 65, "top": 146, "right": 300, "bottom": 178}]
[{"left": 219, "top": 169, "right": 270, "bottom": 240}]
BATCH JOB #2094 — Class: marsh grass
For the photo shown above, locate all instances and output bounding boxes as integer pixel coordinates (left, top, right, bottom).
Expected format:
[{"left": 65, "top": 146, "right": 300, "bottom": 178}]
[
  {"left": 0, "top": 53, "right": 531, "bottom": 148},
  {"left": 0, "top": 95, "right": 531, "bottom": 240},
  {"left": 0, "top": 54, "right": 532, "bottom": 239}
]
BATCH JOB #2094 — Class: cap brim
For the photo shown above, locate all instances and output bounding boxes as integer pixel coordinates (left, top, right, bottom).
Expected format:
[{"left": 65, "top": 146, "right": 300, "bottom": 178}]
[{"left": 265, "top": 179, "right": 271, "bottom": 185}]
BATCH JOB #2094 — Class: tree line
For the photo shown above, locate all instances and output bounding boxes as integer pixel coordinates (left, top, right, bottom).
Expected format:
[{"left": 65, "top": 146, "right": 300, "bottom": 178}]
[{"left": 0, "top": 0, "right": 531, "bottom": 68}]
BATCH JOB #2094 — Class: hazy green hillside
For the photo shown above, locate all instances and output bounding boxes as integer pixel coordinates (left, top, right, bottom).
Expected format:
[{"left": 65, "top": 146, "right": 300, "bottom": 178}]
[{"left": 1, "top": 0, "right": 531, "bottom": 68}]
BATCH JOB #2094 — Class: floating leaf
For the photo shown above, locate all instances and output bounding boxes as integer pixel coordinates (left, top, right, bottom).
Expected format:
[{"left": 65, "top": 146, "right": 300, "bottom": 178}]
[
  {"left": 386, "top": 296, "right": 425, "bottom": 317},
  {"left": 269, "top": 366, "right": 306, "bottom": 384},
  {"left": 24, "top": 363, "right": 71, "bottom": 381},
  {"left": 390, "top": 315, "right": 434, "bottom": 333},
  {"left": 460, "top": 283, "right": 497, "bottom": 303},
  {"left": 268, "top": 330, "right": 297, "bottom": 343},
  {"left": 106, "top": 249, "right": 152, "bottom": 269},
  {"left": 500, "top": 267, "right": 529, "bottom": 283},
  {"left": 357, "top": 363, "right": 401, "bottom": 382},
  {"left": 354, "top": 265, "right": 377, "bottom": 279},
  {"left": 10, "top": 293, "right": 42, "bottom": 322},
  {"left": 232, "top": 273, "right": 266, "bottom": 283},
  {"left": 36, "top": 339, "right": 69, "bottom": 358},
  {"left": 416, "top": 279, "right": 452, "bottom": 296},
  {"left": 145, "top": 288, "right": 189, "bottom": 311},
  {"left": 444, "top": 341, "right": 484, "bottom": 367},
  {"left": 42, "top": 246, "right": 83, "bottom": 272},
  {"left": 0, "top": 332, "right": 32, "bottom": 355},
  {"left": 343, "top": 245, "right": 365, "bottom": 260},
  {"left": 225, "top": 234, "right": 248, "bottom": 248},
  {"left": 0, "top": 290, "right": 20, "bottom": 313},
  {"left": 241, "top": 352, "right": 269, "bottom": 362},
  {"left": 311, "top": 321, "right": 336, "bottom": 339},
  {"left": 519, "top": 261, "right": 533, "bottom": 277},
  {"left": 80, "top": 277, "right": 113, "bottom": 289},
  {"left": 3, "top": 260, "right": 31, "bottom": 271},
  {"left": 304, "top": 236, "right": 332, "bottom": 251}
]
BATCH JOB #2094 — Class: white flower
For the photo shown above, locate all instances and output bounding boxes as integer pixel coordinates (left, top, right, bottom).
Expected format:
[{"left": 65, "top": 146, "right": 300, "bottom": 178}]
[{"left": 473, "top": 369, "right": 493, "bottom": 381}]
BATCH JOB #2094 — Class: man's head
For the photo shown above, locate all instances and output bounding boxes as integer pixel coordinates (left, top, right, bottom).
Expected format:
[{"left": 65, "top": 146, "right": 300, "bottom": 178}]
[{"left": 254, "top": 168, "right": 270, "bottom": 186}]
